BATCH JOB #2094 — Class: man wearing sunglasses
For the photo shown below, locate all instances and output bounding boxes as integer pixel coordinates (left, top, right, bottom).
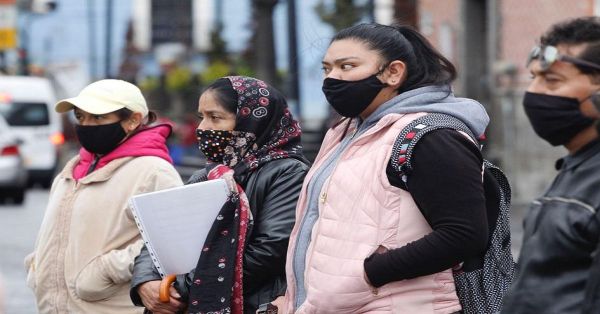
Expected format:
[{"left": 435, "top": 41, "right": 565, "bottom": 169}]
[{"left": 502, "top": 17, "right": 600, "bottom": 314}]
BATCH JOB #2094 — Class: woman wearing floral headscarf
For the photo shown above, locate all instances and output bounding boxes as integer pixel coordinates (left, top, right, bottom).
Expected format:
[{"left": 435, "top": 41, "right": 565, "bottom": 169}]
[{"left": 130, "top": 76, "right": 309, "bottom": 314}]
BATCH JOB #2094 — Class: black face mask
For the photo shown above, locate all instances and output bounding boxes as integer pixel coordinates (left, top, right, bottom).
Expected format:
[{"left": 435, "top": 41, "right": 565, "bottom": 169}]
[
  {"left": 523, "top": 92, "right": 595, "bottom": 146},
  {"left": 75, "top": 121, "right": 127, "bottom": 155},
  {"left": 322, "top": 74, "right": 387, "bottom": 118}
]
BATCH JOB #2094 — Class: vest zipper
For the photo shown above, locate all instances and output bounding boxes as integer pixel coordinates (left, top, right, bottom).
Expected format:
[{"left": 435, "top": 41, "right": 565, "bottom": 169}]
[
  {"left": 303, "top": 127, "right": 364, "bottom": 298},
  {"left": 318, "top": 125, "right": 388, "bottom": 298},
  {"left": 319, "top": 192, "right": 327, "bottom": 203},
  {"left": 295, "top": 119, "right": 390, "bottom": 306},
  {"left": 294, "top": 128, "right": 358, "bottom": 307},
  {"left": 320, "top": 127, "right": 359, "bottom": 204}
]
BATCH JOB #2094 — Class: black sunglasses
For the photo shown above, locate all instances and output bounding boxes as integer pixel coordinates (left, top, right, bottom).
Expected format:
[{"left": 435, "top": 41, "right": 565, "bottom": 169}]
[{"left": 526, "top": 45, "right": 600, "bottom": 71}]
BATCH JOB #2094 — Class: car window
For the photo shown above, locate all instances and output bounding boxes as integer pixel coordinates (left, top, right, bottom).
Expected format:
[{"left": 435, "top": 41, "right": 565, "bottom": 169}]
[{"left": 0, "top": 102, "right": 50, "bottom": 126}]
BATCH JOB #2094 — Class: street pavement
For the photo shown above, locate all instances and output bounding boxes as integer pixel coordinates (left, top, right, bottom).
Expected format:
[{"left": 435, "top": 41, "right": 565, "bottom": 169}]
[
  {"left": 0, "top": 188, "right": 47, "bottom": 314},
  {"left": 0, "top": 188, "right": 529, "bottom": 314}
]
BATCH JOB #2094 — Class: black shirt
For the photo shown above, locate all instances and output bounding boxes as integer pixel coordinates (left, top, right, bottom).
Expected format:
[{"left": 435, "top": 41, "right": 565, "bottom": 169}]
[{"left": 364, "top": 129, "right": 489, "bottom": 287}]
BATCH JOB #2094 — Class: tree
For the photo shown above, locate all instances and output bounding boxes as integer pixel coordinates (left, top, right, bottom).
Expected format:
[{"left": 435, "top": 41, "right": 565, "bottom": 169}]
[
  {"left": 249, "top": 0, "right": 279, "bottom": 86},
  {"left": 315, "top": 0, "right": 369, "bottom": 32},
  {"left": 118, "top": 21, "right": 140, "bottom": 83},
  {"left": 207, "top": 25, "right": 228, "bottom": 64}
]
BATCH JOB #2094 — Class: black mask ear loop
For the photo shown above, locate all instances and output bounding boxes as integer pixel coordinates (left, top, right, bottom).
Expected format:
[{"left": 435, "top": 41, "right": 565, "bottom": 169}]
[
  {"left": 588, "top": 89, "right": 600, "bottom": 112},
  {"left": 375, "top": 63, "right": 391, "bottom": 87},
  {"left": 592, "top": 90, "right": 600, "bottom": 135},
  {"left": 576, "top": 89, "right": 600, "bottom": 137},
  {"left": 574, "top": 91, "right": 600, "bottom": 138}
]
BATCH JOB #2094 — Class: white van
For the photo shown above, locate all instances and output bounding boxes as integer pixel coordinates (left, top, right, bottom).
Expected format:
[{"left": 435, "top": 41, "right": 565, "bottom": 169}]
[{"left": 0, "top": 76, "right": 64, "bottom": 187}]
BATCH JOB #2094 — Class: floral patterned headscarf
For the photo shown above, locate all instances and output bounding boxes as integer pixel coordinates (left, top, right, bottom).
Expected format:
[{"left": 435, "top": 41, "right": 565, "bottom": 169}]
[{"left": 217, "top": 76, "right": 306, "bottom": 180}]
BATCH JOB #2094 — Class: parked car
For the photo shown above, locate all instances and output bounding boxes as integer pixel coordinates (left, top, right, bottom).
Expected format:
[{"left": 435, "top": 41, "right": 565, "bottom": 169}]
[
  {"left": 0, "top": 76, "right": 64, "bottom": 188},
  {"left": 0, "top": 115, "right": 28, "bottom": 204}
]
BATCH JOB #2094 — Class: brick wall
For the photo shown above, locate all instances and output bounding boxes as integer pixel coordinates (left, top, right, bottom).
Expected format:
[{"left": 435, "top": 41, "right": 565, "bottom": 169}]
[
  {"left": 500, "top": 0, "right": 593, "bottom": 86},
  {"left": 418, "top": 0, "right": 461, "bottom": 67}
]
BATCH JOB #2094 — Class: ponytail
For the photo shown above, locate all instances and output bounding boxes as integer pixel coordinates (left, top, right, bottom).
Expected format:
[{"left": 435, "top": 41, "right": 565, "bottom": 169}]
[
  {"left": 145, "top": 110, "right": 157, "bottom": 125},
  {"left": 394, "top": 25, "right": 456, "bottom": 92},
  {"left": 331, "top": 23, "right": 457, "bottom": 93}
]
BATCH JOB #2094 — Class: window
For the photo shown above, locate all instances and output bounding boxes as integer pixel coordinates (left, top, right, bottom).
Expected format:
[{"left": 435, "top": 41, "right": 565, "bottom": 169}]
[{"left": 0, "top": 102, "right": 50, "bottom": 126}]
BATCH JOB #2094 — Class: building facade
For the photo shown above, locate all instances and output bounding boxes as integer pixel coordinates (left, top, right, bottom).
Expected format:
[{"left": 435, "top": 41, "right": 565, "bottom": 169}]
[{"left": 406, "top": 0, "right": 598, "bottom": 204}]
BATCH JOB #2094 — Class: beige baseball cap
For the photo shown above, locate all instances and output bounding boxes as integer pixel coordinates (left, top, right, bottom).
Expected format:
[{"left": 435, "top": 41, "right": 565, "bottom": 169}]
[{"left": 55, "top": 79, "right": 149, "bottom": 117}]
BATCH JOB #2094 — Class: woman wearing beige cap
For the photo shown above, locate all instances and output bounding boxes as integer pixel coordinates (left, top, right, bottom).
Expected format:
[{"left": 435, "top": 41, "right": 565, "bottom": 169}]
[{"left": 24, "top": 79, "right": 183, "bottom": 314}]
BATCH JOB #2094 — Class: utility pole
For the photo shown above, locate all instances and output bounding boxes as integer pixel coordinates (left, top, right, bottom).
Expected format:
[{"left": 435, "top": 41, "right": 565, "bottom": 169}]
[
  {"left": 215, "top": 0, "right": 223, "bottom": 29},
  {"left": 88, "top": 0, "right": 97, "bottom": 79},
  {"left": 0, "top": 51, "right": 6, "bottom": 73},
  {"left": 287, "top": 0, "right": 300, "bottom": 117},
  {"left": 367, "top": 0, "right": 375, "bottom": 22},
  {"left": 105, "top": 0, "right": 113, "bottom": 78}
]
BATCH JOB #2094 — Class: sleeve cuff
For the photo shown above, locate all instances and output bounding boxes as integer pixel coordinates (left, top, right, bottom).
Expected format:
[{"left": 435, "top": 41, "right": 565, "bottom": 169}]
[
  {"left": 129, "top": 285, "right": 144, "bottom": 307},
  {"left": 364, "top": 253, "right": 392, "bottom": 288}
]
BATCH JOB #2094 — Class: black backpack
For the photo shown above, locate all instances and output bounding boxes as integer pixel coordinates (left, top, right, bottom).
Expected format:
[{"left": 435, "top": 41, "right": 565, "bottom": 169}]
[{"left": 389, "top": 113, "right": 515, "bottom": 314}]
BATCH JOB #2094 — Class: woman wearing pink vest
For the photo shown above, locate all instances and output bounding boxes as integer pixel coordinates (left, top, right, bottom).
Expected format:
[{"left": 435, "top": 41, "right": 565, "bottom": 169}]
[{"left": 266, "top": 23, "right": 491, "bottom": 313}]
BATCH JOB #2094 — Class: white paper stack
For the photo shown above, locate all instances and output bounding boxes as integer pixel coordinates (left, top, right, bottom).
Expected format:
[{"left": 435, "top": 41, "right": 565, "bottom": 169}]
[{"left": 129, "top": 179, "right": 229, "bottom": 277}]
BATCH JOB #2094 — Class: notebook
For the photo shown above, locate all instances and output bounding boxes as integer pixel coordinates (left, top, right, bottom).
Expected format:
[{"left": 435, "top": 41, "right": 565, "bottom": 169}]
[{"left": 129, "top": 179, "right": 229, "bottom": 277}]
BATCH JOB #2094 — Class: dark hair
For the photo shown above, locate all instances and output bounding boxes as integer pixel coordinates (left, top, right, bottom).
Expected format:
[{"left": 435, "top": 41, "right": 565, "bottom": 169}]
[
  {"left": 541, "top": 16, "right": 600, "bottom": 79},
  {"left": 114, "top": 108, "right": 157, "bottom": 125},
  {"left": 332, "top": 23, "right": 457, "bottom": 93},
  {"left": 114, "top": 108, "right": 158, "bottom": 139},
  {"left": 204, "top": 78, "right": 238, "bottom": 114}
]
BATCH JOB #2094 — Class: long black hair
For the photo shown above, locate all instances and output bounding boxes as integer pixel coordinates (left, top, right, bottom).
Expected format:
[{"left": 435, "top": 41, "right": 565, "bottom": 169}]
[{"left": 332, "top": 23, "right": 457, "bottom": 93}]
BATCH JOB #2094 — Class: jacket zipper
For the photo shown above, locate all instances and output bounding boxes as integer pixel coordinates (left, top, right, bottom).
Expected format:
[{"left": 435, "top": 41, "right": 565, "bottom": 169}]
[
  {"left": 86, "top": 155, "right": 101, "bottom": 176},
  {"left": 54, "top": 178, "right": 79, "bottom": 311}
]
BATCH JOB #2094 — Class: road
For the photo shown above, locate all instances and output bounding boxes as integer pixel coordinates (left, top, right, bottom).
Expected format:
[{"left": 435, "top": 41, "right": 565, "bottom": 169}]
[
  {"left": 0, "top": 188, "right": 47, "bottom": 314},
  {"left": 0, "top": 188, "right": 528, "bottom": 314}
]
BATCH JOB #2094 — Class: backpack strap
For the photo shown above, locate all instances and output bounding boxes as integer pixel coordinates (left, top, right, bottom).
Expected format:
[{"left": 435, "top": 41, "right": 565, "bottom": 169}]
[{"left": 390, "top": 113, "right": 479, "bottom": 190}]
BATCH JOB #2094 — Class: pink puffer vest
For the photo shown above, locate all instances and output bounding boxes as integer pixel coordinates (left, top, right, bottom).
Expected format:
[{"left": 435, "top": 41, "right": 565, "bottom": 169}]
[{"left": 284, "top": 112, "right": 461, "bottom": 314}]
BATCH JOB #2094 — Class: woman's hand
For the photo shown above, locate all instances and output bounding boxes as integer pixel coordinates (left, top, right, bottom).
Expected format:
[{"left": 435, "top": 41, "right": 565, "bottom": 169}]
[
  {"left": 272, "top": 296, "right": 286, "bottom": 313},
  {"left": 74, "top": 257, "right": 119, "bottom": 301},
  {"left": 257, "top": 295, "right": 286, "bottom": 314},
  {"left": 364, "top": 245, "right": 389, "bottom": 289},
  {"left": 138, "top": 280, "right": 183, "bottom": 314}
]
